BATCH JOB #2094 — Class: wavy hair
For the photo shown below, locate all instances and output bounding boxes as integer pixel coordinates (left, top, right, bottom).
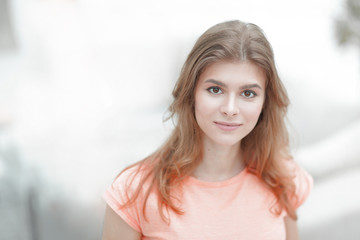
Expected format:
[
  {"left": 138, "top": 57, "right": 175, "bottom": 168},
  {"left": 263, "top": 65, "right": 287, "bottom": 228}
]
[{"left": 115, "top": 20, "right": 298, "bottom": 222}]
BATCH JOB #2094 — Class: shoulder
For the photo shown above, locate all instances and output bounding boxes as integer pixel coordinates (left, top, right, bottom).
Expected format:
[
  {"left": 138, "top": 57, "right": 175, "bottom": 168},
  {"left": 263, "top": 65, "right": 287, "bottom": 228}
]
[
  {"left": 111, "top": 162, "right": 153, "bottom": 196},
  {"left": 284, "top": 159, "right": 314, "bottom": 209},
  {"left": 103, "top": 163, "right": 152, "bottom": 233}
]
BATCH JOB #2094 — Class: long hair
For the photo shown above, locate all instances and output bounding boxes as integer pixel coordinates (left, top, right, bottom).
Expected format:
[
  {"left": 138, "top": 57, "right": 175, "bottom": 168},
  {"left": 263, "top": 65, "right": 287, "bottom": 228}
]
[{"left": 115, "top": 20, "right": 298, "bottom": 222}]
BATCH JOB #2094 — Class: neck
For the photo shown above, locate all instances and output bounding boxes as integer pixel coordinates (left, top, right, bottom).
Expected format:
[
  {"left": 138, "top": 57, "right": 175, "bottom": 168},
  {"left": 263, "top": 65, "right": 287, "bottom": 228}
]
[{"left": 192, "top": 138, "right": 245, "bottom": 182}]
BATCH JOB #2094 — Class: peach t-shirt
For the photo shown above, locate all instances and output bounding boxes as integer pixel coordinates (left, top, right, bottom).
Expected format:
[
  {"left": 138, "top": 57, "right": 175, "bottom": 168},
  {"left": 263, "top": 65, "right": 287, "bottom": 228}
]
[{"left": 104, "top": 161, "right": 312, "bottom": 240}]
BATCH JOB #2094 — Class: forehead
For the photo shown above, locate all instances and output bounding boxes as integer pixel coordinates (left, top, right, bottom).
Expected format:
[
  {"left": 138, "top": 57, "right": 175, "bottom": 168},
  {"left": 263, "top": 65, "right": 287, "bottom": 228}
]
[{"left": 198, "top": 60, "right": 266, "bottom": 87}]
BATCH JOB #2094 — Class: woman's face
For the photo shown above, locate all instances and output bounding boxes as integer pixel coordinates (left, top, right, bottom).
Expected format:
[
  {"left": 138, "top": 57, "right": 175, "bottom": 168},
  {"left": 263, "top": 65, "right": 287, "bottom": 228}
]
[{"left": 194, "top": 60, "right": 266, "bottom": 147}]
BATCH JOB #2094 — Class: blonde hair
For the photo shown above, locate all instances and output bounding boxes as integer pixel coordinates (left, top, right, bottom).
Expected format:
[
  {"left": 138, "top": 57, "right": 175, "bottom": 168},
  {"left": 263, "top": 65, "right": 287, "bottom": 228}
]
[{"left": 115, "top": 20, "right": 297, "bottom": 222}]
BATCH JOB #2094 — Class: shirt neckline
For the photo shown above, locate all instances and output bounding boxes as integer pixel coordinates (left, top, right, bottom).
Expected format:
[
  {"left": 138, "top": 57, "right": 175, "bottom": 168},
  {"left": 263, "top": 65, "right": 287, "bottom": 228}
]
[{"left": 185, "top": 168, "right": 248, "bottom": 188}]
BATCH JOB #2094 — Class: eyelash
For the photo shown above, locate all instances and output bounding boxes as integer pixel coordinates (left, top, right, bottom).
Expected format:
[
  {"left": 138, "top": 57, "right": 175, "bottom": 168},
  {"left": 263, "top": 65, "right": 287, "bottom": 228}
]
[
  {"left": 207, "top": 86, "right": 223, "bottom": 94},
  {"left": 206, "top": 87, "right": 257, "bottom": 98},
  {"left": 241, "top": 90, "right": 257, "bottom": 98}
]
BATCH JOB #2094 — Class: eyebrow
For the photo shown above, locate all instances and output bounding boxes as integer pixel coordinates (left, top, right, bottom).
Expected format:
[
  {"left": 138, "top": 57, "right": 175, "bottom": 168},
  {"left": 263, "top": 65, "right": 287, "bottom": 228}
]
[{"left": 204, "top": 79, "right": 262, "bottom": 90}]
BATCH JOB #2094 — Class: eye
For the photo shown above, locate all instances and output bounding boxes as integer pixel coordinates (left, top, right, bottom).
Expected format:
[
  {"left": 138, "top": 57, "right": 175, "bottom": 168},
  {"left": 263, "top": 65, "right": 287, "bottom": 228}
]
[
  {"left": 241, "top": 90, "right": 257, "bottom": 98},
  {"left": 207, "top": 86, "right": 223, "bottom": 94}
]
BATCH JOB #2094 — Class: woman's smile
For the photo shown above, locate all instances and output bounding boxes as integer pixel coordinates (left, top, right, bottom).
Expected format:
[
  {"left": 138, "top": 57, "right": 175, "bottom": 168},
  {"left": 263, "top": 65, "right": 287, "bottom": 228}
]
[{"left": 214, "top": 121, "right": 242, "bottom": 131}]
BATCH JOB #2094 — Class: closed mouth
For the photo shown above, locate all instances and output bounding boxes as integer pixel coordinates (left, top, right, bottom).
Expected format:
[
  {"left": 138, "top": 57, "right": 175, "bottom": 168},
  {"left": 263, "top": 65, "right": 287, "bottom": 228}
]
[{"left": 214, "top": 121, "right": 242, "bottom": 126}]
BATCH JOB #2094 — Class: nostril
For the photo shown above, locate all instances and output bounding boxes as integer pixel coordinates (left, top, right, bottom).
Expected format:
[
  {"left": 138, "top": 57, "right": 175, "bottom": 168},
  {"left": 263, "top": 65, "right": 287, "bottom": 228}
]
[{"left": 223, "top": 109, "right": 239, "bottom": 116}]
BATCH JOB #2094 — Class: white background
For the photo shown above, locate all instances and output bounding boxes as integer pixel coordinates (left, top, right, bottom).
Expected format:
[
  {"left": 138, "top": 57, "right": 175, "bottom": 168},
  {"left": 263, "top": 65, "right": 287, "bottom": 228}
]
[{"left": 0, "top": 0, "right": 359, "bottom": 239}]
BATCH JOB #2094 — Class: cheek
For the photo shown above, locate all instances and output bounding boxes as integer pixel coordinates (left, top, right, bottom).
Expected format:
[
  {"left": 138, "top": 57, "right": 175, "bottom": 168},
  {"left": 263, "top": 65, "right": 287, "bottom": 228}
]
[
  {"left": 194, "top": 92, "right": 206, "bottom": 123},
  {"left": 241, "top": 102, "right": 263, "bottom": 122},
  {"left": 195, "top": 92, "right": 216, "bottom": 119}
]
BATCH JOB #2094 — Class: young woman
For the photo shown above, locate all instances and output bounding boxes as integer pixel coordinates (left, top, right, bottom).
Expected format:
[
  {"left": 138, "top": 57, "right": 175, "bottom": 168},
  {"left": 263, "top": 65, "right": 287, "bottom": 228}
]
[{"left": 102, "top": 20, "right": 313, "bottom": 240}]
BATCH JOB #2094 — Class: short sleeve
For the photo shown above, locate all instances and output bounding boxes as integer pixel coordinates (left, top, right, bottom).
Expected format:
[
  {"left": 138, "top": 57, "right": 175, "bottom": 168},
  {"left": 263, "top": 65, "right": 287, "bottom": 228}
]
[
  {"left": 103, "top": 167, "right": 143, "bottom": 232},
  {"left": 289, "top": 161, "right": 314, "bottom": 209}
]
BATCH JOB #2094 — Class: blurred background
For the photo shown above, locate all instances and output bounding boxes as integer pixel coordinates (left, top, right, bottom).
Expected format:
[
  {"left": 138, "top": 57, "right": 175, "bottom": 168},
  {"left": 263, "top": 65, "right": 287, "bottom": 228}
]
[{"left": 0, "top": 0, "right": 359, "bottom": 239}]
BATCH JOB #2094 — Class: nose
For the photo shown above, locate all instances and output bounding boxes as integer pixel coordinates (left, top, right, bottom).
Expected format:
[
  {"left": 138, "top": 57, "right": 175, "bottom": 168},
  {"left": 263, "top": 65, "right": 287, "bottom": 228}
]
[{"left": 220, "top": 94, "right": 239, "bottom": 116}]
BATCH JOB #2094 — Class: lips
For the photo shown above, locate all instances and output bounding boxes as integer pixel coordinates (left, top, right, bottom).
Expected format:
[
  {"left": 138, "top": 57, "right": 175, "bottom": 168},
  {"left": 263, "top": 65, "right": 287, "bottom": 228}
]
[{"left": 214, "top": 121, "right": 242, "bottom": 131}]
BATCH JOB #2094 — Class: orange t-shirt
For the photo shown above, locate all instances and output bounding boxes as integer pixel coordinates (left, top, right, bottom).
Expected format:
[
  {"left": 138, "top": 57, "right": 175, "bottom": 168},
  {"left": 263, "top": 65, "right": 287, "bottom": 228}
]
[{"left": 104, "top": 161, "right": 312, "bottom": 239}]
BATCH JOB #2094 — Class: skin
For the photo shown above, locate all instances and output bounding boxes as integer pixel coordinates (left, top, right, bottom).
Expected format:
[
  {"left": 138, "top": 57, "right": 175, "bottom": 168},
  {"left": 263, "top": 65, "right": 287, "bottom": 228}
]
[
  {"left": 101, "top": 60, "right": 299, "bottom": 239},
  {"left": 285, "top": 216, "right": 300, "bottom": 240},
  {"left": 102, "top": 205, "right": 141, "bottom": 240},
  {"left": 192, "top": 60, "right": 266, "bottom": 181}
]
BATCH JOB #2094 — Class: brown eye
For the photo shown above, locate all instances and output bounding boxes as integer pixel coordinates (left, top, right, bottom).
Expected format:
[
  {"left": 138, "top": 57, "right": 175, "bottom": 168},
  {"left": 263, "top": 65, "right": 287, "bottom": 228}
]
[
  {"left": 242, "top": 90, "right": 256, "bottom": 98},
  {"left": 207, "top": 87, "right": 223, "bottom": 94}
]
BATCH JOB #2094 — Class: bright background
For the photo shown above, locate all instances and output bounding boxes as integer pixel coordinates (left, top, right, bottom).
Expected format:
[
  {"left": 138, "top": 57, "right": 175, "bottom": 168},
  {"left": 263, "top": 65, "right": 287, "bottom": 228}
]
[{"left": 0, "top": 0, "right": 359, "bottom": 239}]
